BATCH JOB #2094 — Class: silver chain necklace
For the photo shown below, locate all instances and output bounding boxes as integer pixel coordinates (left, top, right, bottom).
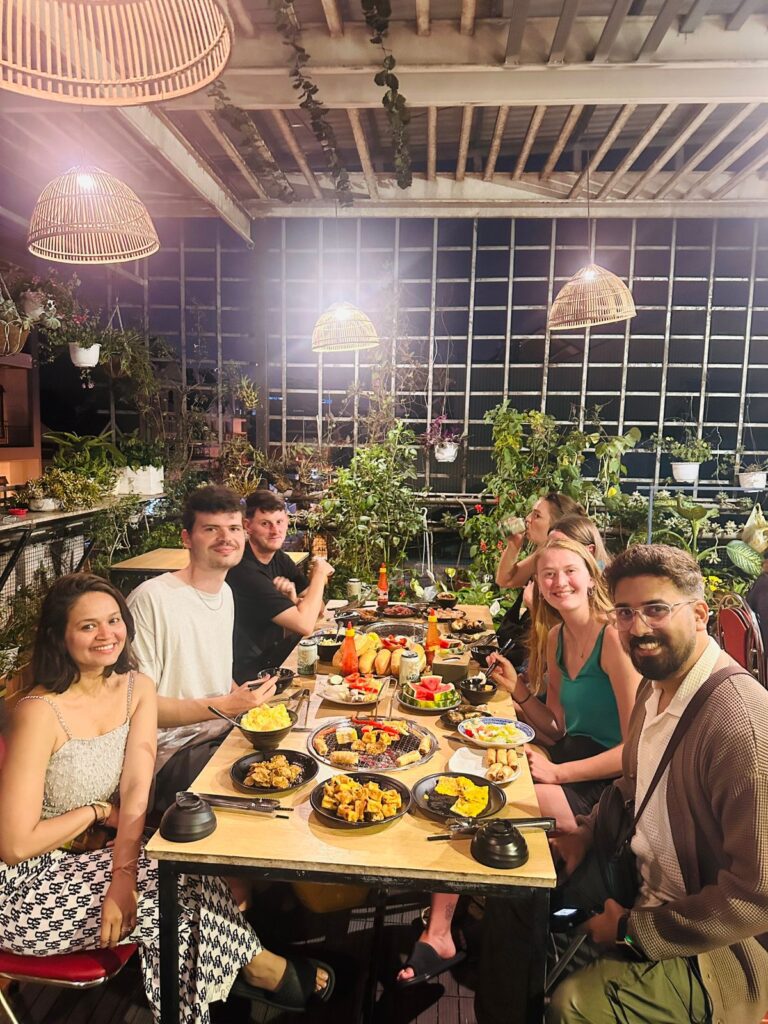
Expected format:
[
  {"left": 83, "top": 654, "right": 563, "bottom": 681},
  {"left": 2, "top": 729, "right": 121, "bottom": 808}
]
[{"left": 191, "top": 586, "right": 225, "bottom": 612}]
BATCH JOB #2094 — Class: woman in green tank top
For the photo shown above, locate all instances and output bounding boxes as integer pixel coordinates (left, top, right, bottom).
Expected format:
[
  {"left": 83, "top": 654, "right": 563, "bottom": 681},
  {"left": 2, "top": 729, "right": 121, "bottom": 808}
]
[{"left": 489, "top": 537, "right": 641, "bottom": 831}]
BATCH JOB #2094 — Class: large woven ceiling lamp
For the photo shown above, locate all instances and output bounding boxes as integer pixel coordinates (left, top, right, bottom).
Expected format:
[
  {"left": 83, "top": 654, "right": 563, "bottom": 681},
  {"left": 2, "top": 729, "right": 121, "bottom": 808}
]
[
  {"left": 547, "top": 263, "right": 636, "bottom": 331},
  {"left": 28, "top": 166, "right": 159, "bottom": 264},
  {"left": 0, "top": 0, "right": 231, "bottom": 105},
  {"left": 547, "top": 159, "right": 635, "bottom": 331},
  {"left": 311, "top": 302, "right": 379, "bottom": 353}
]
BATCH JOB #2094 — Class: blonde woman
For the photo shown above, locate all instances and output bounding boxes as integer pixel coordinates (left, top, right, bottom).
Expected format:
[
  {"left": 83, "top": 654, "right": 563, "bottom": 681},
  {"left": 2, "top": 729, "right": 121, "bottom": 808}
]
[{"left": 488, "top": 538, "right": 640, "bottom": 830}]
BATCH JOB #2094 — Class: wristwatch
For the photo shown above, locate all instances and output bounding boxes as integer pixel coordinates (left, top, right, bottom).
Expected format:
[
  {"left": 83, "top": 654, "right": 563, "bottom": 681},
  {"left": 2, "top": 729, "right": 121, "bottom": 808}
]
[{"left": 615, "top": 913, "right": 644, "bottom": 960}]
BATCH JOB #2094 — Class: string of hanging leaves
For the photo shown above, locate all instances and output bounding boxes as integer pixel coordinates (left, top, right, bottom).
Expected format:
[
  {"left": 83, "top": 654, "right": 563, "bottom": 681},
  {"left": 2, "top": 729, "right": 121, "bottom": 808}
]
[
  {"left": 360, "top": 0, "right": 412, "bottom": 189},
  {"left": 271, "top": 0, "right": 353, "bottom": 207}
]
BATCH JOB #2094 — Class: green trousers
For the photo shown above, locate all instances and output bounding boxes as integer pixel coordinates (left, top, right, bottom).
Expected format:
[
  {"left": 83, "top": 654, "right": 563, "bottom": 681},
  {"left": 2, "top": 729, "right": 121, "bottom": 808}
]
[{"left": 547, "top": 953, "right": 710, "bottom": 1024}]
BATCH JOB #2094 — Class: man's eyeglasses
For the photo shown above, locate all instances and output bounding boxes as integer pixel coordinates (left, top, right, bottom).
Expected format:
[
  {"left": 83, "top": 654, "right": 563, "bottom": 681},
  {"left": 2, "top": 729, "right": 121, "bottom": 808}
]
[{"left": 607, "top": 600, "right": 697, "bottom": 631}]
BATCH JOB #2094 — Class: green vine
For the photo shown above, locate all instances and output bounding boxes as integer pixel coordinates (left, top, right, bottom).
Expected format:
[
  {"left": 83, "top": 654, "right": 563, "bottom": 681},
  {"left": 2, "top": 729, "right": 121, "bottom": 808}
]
[
  {"left": 272, "top": 0, "right": 354, "bottom": 207},
  {"left": 209, "top": 80, "right": 296, "bottom": 203},
  {"left": 361, "top": 0, "right": 412, "bottom": 189}
]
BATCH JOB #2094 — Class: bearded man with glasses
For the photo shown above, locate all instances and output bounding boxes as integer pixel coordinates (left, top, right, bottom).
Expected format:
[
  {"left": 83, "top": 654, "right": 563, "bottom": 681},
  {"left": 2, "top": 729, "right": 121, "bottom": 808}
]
[{"left": 547, "top": 543, "right": 768, "bottom": 1024}]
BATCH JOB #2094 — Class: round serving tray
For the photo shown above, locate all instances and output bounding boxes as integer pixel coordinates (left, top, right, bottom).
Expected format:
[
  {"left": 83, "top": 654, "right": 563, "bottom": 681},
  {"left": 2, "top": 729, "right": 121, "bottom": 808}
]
[
  {"left": 360, "top": 621, "right": 426, "bottom": 642},
  {"left": 307, "top": 716, "right": 438, "bottom": 773},
  {"left": 230, "top": 749, "right": 319, "bottom": 796},
  {"left": 309, "top": 772, "right": 412, "bottom": 829}
]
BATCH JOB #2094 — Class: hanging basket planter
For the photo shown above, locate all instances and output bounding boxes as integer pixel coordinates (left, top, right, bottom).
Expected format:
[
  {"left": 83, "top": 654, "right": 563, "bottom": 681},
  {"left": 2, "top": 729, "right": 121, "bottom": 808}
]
[
  {"left": 434, "top": 441, "right": 460, "bottom": 463},
  {"left": 671, "top": 461, "right": 701, "bottom": 483},
  {"left": 1, "top": 324, "right": 30, "bottom": 356},
  {"left": 739, "top": 471, "right": 767, "bottom": 492},
  {"left": 69, "top": 343, "right": 100, "bottom": 368}
]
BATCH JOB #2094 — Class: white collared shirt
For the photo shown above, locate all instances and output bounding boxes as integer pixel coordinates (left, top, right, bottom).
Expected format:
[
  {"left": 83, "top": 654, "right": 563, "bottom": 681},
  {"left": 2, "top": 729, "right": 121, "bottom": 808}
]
[{"left": 631, "top": 636, "right": 722, "bottom": 908}]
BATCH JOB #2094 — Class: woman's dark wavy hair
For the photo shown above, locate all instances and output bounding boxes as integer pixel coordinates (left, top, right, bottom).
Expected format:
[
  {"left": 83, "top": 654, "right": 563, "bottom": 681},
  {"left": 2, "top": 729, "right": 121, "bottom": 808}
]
[{"left": 32, "top": 574, "right": 138, "bottom": 694}]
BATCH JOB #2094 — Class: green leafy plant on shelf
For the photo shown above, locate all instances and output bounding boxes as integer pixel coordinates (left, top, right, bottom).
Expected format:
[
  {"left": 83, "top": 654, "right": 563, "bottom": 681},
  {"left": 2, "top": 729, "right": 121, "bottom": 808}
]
[
  {"left": 308, "top": 422, "right": 425, "bottom": 585},
  {"left": 45, "top": 430, "right": 124, "bottom": 491},
  {"left": 118, "top": 434, "right": 165, "bottom": 470},
  {"left": 651, "top": 429, "right": 713, "bottom": 464},
  {"left": 19, "top": 467, "right": 107, "bottom": 512}
]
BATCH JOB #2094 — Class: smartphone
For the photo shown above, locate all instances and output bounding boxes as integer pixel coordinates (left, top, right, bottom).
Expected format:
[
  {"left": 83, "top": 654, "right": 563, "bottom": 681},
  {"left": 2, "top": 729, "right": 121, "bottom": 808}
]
[{"left": 550, "top": 906, "right": 593, "bottom": 932}]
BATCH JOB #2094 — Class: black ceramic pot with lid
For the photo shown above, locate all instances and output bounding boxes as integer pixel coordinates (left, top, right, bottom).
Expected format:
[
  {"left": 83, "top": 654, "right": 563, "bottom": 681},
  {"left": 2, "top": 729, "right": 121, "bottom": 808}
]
[
  {"left": 160, "top": 791, "right": 217, "bottom": 843},
  {"left": 470, "top": 819, "right": 529, "bottom": 869}
]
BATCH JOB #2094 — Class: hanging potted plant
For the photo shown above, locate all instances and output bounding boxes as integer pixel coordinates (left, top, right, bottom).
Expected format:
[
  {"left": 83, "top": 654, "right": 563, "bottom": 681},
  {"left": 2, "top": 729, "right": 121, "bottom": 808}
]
[
  {"left": 653, "top": 429, "right": 712, "bottom": 483},
  {"left": 420, "top": 415, "right": 465, "bottom": 463},
  {"left": 737, "top": 460, "right": 767, "bottom": 492},
  {"left": 0, "top": 268, "right": 63, "bottom": 356}
]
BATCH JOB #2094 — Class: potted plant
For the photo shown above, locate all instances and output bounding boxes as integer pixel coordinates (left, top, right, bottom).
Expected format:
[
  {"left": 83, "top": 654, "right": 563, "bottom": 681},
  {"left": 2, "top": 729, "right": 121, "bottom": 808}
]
[
  {"left": 653, "top": 429, "right": 712, "bottom": 483},
  {"left": 737, "top": 460, "right": 768, "bottom": 492},
  {"left": 0, "top": 268, "right": 63, "bottom": 356},
  {"left": 420, "top": 415, "right": 465, "bottom": 463},
  {"left": 21, "top": 475, "right": 60, "bottom": 512},
  {"left": 118, "top": 434, "right": 166, "bottom": 495}
]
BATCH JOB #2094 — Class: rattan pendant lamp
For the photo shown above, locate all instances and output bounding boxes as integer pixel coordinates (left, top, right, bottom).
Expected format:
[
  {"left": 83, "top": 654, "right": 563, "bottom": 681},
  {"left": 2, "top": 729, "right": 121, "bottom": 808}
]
[
  {"left": 0, "top": 0, "right": 231, "bottom": 105},
  {"left": 547, "top": 162, "right": 635, "bottom": 331},
  {"left": 28, "top": 166, "right": 159, "bottom": 264},
  {"left": 311, "top": 302, "right": 379, "bottom": 353}
]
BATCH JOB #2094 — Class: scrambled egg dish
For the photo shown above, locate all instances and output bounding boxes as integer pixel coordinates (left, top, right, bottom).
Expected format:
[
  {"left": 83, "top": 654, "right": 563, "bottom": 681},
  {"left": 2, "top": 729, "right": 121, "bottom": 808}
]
[{"left": 241, "top": 703, "right": 292, "bottom": 732}]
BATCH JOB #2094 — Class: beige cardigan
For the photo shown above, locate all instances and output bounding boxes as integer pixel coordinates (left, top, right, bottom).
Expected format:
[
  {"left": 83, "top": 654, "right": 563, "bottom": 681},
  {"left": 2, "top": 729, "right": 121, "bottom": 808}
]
[{"left": 579, "top": 652, "right": 768, "bottom": 1024}]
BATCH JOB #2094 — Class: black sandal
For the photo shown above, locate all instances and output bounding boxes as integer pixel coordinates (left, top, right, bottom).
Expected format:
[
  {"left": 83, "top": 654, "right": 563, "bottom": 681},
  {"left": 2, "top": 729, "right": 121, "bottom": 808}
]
[
  {"left": 397, "top": 941, "right": 466, "bottom": 988},
  {"left": 231, "top": 955, "right": 335, "bottom": 1012}
]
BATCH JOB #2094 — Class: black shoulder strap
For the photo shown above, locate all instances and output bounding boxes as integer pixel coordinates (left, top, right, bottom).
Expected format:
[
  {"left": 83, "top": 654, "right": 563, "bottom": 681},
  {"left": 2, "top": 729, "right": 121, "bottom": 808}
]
[{"left": 632, "top": 665, "right": 738, "bottom": 830}]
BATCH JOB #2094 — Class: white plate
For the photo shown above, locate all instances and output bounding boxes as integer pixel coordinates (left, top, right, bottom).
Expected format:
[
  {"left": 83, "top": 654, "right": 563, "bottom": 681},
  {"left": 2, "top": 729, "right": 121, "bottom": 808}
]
[
  {"left": 326, "top": 599, "right": 349, "bottom": 610},
  {"left": 456, "top": 716, "right": 535, "bottom": 748},
  {"left": 317, "top": 676, "right": 389, "bottom": 707},
  {"left": 448, "top": 746, "right": 521, "bottom": 785}
]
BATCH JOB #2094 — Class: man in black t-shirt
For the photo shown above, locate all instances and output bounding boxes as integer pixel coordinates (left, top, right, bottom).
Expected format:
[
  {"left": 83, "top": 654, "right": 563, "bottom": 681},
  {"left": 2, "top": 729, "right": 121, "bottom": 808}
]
[{"left": 227, "top": 490, "right": 334, "bottom": 682}]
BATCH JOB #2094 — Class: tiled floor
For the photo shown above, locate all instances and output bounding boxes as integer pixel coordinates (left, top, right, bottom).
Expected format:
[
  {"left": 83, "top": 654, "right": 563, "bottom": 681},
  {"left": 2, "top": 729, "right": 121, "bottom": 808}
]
[{"left": 4, "top": 890, "right": 482, "bottom": 1024}]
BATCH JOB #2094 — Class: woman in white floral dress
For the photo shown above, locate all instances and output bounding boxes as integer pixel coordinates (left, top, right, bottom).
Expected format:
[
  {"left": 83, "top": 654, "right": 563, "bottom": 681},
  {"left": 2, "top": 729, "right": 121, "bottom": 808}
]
[{"left": 0, "top": 573, "right": 334, "bottom": 1023}]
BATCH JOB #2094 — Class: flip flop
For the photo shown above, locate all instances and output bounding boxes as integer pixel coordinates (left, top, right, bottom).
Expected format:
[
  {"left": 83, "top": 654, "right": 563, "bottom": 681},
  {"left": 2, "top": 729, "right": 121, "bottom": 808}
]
[
  {"left": 397, "top": 941, "right": 466, "bottom": 988},
  {"left": 231, "top": 955, "right": 335, "bottom": 1012}
]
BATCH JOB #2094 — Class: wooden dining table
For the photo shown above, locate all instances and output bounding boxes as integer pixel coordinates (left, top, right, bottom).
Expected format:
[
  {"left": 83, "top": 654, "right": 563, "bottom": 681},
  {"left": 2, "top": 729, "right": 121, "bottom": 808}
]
[{"left": 145, "top": 604, "right": 556, "bottom": 1023}]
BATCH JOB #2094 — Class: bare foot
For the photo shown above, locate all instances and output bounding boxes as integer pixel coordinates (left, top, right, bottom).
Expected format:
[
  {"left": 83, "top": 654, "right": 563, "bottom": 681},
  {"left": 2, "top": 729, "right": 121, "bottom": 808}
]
[
  {"left": 243, "top": 950, "right": 329, "bottom": 994},
  {"left": 396, "top": 930, "right": 457, "bottom": 983}
]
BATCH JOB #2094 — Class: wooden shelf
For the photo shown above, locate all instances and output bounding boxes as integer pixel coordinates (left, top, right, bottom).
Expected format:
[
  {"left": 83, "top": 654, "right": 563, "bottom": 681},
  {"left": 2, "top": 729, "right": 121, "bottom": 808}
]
[{"left": 0, "top": 353, "right": 33, "bottom": 370}]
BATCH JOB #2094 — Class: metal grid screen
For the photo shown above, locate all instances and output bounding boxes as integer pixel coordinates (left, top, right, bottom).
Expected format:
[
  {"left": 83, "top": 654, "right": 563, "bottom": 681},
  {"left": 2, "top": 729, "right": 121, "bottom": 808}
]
[{"left": 260, "top": 216, "right": 768, "bottom": 496}]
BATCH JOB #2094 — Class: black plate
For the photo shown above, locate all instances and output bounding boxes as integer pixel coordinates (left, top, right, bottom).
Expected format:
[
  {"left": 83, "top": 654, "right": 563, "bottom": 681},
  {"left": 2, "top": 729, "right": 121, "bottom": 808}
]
[
  {"left": 230, "top": 749, "right": 319, "bottom": 795},
  {"left": 411, "top": 771, "right": 506, "bottom": 822},
  {"left": 309, "top": 772, "right": 412, "bottom": 829},
  {"left": 439, "top": 706, "right": 493, "bottom": 731}
]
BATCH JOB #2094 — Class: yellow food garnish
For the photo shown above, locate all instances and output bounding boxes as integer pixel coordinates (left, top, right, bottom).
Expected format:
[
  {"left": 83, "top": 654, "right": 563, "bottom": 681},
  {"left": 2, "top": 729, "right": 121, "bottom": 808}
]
[
  {"left": 241, "top": 703, "right": 292, "bottom": 732},
  {"left": 433, "top": 775, "right": 489, "bottom": 817}
]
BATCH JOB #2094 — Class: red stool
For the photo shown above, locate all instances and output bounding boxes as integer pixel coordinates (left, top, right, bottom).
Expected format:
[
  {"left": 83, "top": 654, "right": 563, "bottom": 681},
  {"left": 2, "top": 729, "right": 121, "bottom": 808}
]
[{"left": 0, "top": 944, "right": 137, "bottom": 1024}]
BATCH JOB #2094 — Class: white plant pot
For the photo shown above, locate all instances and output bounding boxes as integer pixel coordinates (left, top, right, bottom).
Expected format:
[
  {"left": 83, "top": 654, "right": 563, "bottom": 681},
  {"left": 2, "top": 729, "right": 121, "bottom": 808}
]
[
  {"left": 739, "top": 471, "right": 767, "bottom": 492},
  {"left": 671, "top": 461, "right": 701, "bottom": 483},
  {"left": 29, "top": 497, "right": 59, "bottom": 511},
  {"left": 434, "top": 441, "right": 459, "bottom": 463},
  {"left": 69, "top": 342, "right": 100, "bottom": 368},
  {"left": 121, "top": 466, "right": 165, "bottom": 495}
]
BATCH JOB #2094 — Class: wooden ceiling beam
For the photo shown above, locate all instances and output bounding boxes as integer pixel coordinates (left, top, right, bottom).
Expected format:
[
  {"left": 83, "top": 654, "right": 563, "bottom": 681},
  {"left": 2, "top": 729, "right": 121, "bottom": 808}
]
[
  {"left": 596, "top": 103, "right": 677, "bottom": 197},
  {"left": 117, "top": 107, "right": 254, "bottom": 242},
  {"left": 711, "top": 146, "right": 768, "bottom": 197},
  {"left": 680, "top": 0, "right": 714, "bottom": 32},
  {"left": 456, "top": 107, "right": 474, "bottom": 181},
  {"left": 591, "top": 0, "right": 633, "bottom": 62},
  {"left": 549, "top": 0, "right": 582, "bottom": 63},
  {"left": 687, "top": 118, "right": 768, "bottom": 195},
  {"left": 347, "top": 109, "right": 379, "bottom": 200},
  {"left": 636, "top": 0, "right": 688, "bottom": 60},
  {"left": 727, "top": 0, "right": 762, "bottom": 29},
  {"left": 513, "top": 105, "right": 546, "bottom": 179},
  {"left": 569, "top": 104, "right": 637, "bottom": 197},
  {"left": 427, "top": 106, "right": 438, "bottom": 181},
  {"left": 416, "top": 0, "right": 431, "bottom": 35},
  {"left": 269, "top": 110, "right": 323, "bottom": 199},
  {"left": 319, "top": 0, "right": 344, "bottom": 38},
  {"left": 541, "top": 105, "right": 583, "bottom": 180},
  {"left": 460, "top": 0, "right": 478, "bottom": 34},
  {"left": 624, "top": 102, "right": 717, "bottom": 197},
  {"left": 504, "top": 0, "right": 530, "bottom": 64},
  {"left": 483, "top": 106, "right": 510, "bottom": 180},
  {"left": 654, "top": 102, "right": 759, "bottom": 198},
  {"left": 200, "top": 112, "right": 268, "bottom": 200}
]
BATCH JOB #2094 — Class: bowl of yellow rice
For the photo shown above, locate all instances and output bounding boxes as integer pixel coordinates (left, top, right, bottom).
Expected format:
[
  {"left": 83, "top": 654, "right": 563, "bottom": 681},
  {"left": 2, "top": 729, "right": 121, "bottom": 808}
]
[{"left": 236, "top": 702, "right": 298, "bottom": 749}]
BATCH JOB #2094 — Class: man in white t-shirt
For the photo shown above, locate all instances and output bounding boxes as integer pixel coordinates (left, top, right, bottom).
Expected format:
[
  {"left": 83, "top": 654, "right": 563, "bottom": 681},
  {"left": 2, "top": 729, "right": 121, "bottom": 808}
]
[{"left": 128, "top": 485, "right": 277, "bottom": 811}]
